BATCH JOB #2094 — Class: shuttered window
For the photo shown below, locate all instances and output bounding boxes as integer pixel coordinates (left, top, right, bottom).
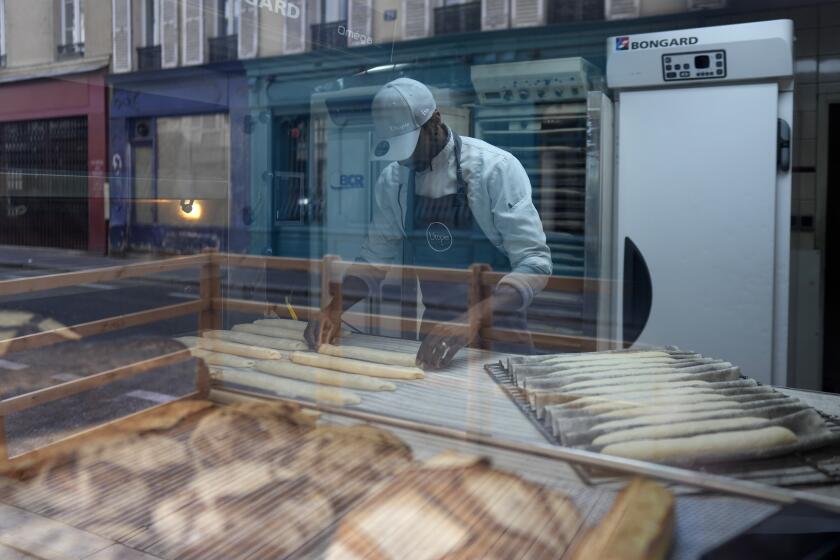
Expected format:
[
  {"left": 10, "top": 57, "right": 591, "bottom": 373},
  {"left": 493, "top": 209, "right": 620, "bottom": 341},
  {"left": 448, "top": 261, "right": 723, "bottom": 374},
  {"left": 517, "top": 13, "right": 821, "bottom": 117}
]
[
  {"left": 112, "top": 0, "right": 133, "bottom": 72},
  {"left": 238, "top": 0, "right": 259, "bottom": 58},
  {"left": 402, "top": 0, "right": 431, "bottom": 40},
  {"left": 161, "top": 0, "right": 179, "bottom": 67},
  {"left": 218, "top": 0, "right": 240, "bottom": 35},
  {"left": 511, "top": 0, "right": 543, "bottom": 28},
  {"left": 183, "top": 0, "right": 205, "bottom": 65},
  {"left": 604, "top": 0, "right": 640, "bottom": 20},
  {"left": 283, "top": 0, "right": 307, "bottom": 54},
  {"left": 347, "top": 0, "right": 372, "bottom": 46},
  {"left": 61, "top": 0, "right": 85, "bottom": 45},
  {"left": 481, "top": 0, "right": 509, "bottom": 30},
  {"left": 143, "top": 0, "right": 160, "bottom": 46}
]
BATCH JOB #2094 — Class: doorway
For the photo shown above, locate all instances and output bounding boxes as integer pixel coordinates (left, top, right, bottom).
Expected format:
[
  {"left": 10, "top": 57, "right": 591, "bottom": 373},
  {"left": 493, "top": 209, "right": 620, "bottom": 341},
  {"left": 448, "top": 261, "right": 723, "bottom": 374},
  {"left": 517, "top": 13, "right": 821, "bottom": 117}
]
[{"left": 824, "top": 104, "right": 840, "bottom": 392}]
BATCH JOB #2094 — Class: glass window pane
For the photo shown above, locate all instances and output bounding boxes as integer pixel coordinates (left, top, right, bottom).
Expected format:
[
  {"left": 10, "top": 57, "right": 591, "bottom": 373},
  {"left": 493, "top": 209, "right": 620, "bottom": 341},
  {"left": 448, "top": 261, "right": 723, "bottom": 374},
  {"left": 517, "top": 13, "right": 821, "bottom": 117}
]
[
  {"left": 156, "top": 114, "right": 230, "bottom": 227},
  {"left": 132, "top": 144, "right": 155, "bottom": 225}
]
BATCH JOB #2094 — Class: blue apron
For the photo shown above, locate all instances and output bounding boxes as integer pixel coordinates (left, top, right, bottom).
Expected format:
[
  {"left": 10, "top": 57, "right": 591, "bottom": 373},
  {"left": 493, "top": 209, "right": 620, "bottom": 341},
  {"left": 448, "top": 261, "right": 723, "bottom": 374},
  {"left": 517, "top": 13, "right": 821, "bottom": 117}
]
[{"left": 402, "top": 131, "right": 534, "bottom": 354}]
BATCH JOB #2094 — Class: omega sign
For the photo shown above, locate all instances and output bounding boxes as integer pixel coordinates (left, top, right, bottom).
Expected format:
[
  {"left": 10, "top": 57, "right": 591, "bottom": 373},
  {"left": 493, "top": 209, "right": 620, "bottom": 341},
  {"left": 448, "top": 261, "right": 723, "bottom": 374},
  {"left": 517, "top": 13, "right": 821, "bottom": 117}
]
[
  {"left": 616, "top": 36, "right": 699, "bottom": 51},
  {"left": 245, "top": 0, "right": 300, "bottom": 19}
]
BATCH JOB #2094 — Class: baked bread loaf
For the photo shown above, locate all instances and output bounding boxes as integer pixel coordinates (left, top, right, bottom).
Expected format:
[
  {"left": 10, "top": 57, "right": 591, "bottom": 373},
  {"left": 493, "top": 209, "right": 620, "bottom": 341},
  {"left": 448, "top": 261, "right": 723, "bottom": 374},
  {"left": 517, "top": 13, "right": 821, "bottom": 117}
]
[
  {"left": 326, "top": 453, "right": 581, "bottom": 559},
  {"left": 570, "top": 478, "right": 674, "bottom": 560},
  {"left": 151, "top": 461, "right": 335, "bottom": 559},
  {"left": 285, "top": 424, "right": 413, "bottom": 510},
  {"left": 189, "top": 401, "right": 317, "bottom": 467}
]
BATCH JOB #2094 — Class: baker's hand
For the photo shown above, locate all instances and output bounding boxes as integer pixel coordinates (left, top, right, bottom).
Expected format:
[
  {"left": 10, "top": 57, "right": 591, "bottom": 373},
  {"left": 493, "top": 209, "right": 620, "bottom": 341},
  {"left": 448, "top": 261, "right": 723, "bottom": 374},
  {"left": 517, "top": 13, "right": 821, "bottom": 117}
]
[
  {"left": 416, "top": 313, "right": 474, "bottom": 370},
  {"left": 303, "top": 299, "right": 342, "bottom": 350}
]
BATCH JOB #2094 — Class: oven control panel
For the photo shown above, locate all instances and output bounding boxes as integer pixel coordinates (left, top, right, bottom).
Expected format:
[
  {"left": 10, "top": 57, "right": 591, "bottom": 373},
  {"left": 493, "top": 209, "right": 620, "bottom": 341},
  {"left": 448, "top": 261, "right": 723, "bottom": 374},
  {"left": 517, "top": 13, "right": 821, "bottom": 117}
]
[{"left": 662, "top": 50, "right": 727, "bottom": 82}]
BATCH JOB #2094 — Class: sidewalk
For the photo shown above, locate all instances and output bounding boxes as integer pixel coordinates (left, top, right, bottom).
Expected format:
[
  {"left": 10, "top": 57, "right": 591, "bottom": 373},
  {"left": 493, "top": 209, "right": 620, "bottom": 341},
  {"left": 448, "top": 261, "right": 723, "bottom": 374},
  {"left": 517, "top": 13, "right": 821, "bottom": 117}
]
[
  {"left": 0, "top": 244, "right": 312, "bottom": 298},
  {"left": 0, "top": 244, "right": 155, "bottom": 273}
]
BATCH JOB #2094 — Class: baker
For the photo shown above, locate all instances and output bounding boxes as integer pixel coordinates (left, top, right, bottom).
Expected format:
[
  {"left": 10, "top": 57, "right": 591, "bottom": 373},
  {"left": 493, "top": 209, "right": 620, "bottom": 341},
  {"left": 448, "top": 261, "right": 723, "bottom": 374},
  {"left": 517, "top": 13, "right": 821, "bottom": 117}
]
[{"left": 305, "top": 78, "right": 551, "bottom": 369}]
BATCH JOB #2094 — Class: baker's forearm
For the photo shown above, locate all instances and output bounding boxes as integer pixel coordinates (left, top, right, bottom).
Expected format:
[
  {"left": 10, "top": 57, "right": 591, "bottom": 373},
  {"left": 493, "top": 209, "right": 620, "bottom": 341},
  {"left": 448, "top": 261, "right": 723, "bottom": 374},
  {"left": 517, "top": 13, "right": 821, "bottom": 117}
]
[
  {"left": 337, "top": 262, "right": 387, "bottom": 313},
  {"left": 498, "top": 266, "right": 549, "bottom": 310},
  {"left": 468, "top": 283, "right": 525, "bottom": 320},
  {"left": 338, "top": 274, "right": 371, "bottom": 313}
]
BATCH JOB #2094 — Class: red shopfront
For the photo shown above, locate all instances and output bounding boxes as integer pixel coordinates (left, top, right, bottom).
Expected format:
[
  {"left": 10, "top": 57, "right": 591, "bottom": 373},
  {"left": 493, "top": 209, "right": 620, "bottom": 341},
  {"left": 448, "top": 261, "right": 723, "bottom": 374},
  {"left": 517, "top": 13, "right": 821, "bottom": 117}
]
[{"left": 0, "top": 71, "right": 108, "bottom": 253}]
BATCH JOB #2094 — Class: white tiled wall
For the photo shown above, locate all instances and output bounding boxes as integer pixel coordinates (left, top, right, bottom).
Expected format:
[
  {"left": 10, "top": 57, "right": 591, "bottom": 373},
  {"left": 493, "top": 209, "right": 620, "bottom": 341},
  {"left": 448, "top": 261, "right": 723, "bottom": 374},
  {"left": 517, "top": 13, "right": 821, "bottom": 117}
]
[
  {"left": 785, "top": 2, "right": 840, "bottom": 388},
  {"left": 789, "top": 3, "right": 838, "bottom": 250}
]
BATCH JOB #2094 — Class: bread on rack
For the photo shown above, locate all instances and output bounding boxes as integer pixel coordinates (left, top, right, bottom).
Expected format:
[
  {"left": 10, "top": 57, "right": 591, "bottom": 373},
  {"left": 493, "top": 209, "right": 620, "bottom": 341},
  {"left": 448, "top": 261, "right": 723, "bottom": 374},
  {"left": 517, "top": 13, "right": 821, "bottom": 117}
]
[
  {"left": 570, "top": 478, "right": 674, "bottom": 560},
  {"left": 326, "top": 452, "right": 581, "bottom": 559},
  {"left": 189, "top": 401, "right": 317, "bottom": 467}
]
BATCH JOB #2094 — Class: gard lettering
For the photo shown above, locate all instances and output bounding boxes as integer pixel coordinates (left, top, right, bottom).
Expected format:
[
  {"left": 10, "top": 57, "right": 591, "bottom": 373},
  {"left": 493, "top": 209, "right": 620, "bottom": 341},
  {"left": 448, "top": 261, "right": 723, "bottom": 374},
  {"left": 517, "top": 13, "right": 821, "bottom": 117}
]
[
  {"left": 287, "top": 2, "right": 300, "bottom": 18},
  {"left": 246, "top": 0, "right": 300, "bottom": 18}
]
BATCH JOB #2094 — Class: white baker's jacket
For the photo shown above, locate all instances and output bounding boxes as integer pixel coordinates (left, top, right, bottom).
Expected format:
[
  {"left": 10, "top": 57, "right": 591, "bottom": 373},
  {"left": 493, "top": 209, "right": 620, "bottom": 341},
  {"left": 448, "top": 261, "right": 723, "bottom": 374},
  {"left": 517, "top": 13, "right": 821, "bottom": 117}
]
[{"left": 359, "top": 133, "right": 552, "bottom": 307}]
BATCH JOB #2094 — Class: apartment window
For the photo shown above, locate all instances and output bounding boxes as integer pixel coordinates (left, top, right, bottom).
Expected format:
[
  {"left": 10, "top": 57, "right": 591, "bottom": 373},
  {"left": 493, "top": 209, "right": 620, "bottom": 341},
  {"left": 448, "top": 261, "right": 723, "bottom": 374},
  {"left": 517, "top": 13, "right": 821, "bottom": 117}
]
[
  {"left": 144, "top": 0, "right": 161, "bottom": 46},
  {"left": 0, "top": 0, "right": 6, "bottom": 67},
  {"left": 218, "top": 0, "right": 240, "bottom": 36},
  {"left": 322, "top": 0, "right": 348, "bottom": 22},
  {"left": 138, "top": 0, "right": 162, "bottom": 70},
  {"left": 209, "top": 0, "right": 239, "bottom": 62},
  {"left": 434, "top": 0, "right": 480, "bottom": 35},
  {"left": 58, "top": 0, "right": 85, "bottom": 58},
  {"left": 312, "top": 0, "right": 347, "bottom": 50}
]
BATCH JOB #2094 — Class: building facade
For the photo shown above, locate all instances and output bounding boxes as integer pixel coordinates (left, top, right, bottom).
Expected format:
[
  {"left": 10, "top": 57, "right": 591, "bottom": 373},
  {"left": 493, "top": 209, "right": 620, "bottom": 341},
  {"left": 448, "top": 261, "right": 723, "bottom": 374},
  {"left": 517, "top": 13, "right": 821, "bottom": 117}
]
[
  {"left": 0, "top": 0, "right": 111, "bottom": 253},
  {"left": 100, "top": 0, "right": 840, "bottom": 390}
]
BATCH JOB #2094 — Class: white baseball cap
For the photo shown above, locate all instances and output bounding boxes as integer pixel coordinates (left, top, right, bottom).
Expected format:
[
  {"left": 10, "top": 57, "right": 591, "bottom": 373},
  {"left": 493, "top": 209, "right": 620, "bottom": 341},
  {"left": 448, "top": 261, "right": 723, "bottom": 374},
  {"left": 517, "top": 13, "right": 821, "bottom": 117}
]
[{"left": 370, "top": 78, "right": 437, "bottom": 161}]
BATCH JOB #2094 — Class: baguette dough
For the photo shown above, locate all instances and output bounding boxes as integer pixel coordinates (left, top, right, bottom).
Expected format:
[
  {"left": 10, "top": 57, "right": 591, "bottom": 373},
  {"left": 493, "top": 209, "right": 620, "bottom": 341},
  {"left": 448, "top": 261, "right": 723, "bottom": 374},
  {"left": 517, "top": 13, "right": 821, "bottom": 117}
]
[
  {"left": 189, "top": 348, "right": 256, "bottom": 369},
  {"left": 593, "top": 417, "right": 767, "bottom": 447},
  {"left": 561, "top": 373, "right": 700, "bottom": 391},
  {"left": 178, "top": 336, "right": 286, "bottom": 360},
  {"left": 204, "top": 330, "right": 308, "bottom": 351},
  {"left": 593, "top": 408, "right": 750, "bottom": 432},
  {"left": 539, "top": 351, "right": 671, "bottom": 365},
  {"left": 580, "top": 392, "right": 733, "bottom": 415},
  {"left": 566, "top": 380, "right": 709, "bottom": 397},
  {"left": 601, "top": 426, "right": 797, "bottom": 463},
  {"left": 255, "top": 318, "right": 308, "bottom": 330},
  {"left": 256, "top": 360, "right": 396, "bottom": 392},
  {"left": 599, "top": 400, "right": 741, "bottom": 421},
  {"left": 209, "top": 366, "right": 362, "bottom": 405},
  {"left": 233, "top": 323, "right": 306, "bottom": 341},
  {"left": 255, "top": 318, "right": 352, "bottom": 336},
  {"left": 319, "top": 343, "right": 417, "bottom": 368},
  {"left": 568, "top": 387, "right": 719, "bottom": 409},
  {"left": 291, "top": 351, "right": 424, "bottom": 380}
]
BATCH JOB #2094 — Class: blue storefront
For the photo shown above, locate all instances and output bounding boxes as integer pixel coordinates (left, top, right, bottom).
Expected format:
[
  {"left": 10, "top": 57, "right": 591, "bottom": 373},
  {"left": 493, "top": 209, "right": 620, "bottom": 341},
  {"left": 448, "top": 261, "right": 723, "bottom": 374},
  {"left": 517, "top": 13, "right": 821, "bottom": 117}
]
[{"left": 108, "top": 63, "right": 250, "bottom": 255}]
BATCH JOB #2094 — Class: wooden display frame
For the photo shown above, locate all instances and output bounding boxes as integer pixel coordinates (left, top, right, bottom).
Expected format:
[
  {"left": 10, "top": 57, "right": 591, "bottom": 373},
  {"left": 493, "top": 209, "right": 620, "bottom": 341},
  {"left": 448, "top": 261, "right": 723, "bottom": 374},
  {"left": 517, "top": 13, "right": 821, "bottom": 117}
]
[{"left": 0, "top": 250, "right": 606, "bottom": 466}]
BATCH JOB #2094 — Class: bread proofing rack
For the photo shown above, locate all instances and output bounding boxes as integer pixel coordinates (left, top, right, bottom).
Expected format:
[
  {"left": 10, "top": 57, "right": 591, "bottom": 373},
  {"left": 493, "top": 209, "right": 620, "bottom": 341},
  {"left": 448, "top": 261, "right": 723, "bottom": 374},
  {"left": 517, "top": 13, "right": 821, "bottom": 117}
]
[{"left": 483, "top": 361, "right": 840, "bottom": 489}]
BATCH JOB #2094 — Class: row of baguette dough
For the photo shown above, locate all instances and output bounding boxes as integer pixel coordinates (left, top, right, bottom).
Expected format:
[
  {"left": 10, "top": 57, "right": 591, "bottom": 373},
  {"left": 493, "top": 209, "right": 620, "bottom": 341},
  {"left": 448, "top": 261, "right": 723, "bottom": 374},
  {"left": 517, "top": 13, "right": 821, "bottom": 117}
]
[
  {"left": 526, "top": 352, "right": 799, "bottom": 463},
  {"left": 176, "top": 319, "right": 422, "bottom": 406}
]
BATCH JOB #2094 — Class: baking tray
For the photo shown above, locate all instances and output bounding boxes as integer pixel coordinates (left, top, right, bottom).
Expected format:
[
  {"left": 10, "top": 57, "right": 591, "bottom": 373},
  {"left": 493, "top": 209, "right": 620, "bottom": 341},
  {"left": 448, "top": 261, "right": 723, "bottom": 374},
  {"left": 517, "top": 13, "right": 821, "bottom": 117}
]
[{"left": 483, "top": 361, "right": 840, "bottom": 489}]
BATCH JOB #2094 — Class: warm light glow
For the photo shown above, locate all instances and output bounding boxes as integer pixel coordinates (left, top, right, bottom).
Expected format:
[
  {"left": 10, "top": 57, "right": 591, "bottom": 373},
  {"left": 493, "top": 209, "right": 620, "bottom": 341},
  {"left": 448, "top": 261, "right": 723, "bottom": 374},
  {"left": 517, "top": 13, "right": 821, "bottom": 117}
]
[{"left": 178, "top": 200, "right": 203, "bottom": 221}]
